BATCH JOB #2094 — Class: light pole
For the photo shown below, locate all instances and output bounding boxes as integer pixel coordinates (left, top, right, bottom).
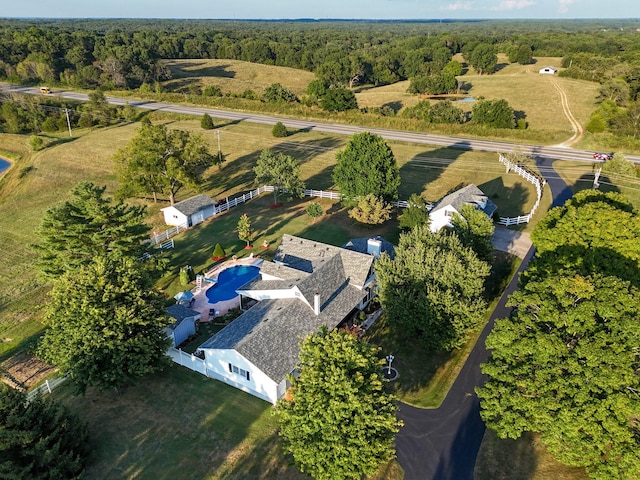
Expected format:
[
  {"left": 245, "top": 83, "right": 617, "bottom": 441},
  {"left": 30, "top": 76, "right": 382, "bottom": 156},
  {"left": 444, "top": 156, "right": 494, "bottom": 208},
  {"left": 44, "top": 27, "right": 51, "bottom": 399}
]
[{"left": 386, "top": 354, "right": 394, "bottom": 375}]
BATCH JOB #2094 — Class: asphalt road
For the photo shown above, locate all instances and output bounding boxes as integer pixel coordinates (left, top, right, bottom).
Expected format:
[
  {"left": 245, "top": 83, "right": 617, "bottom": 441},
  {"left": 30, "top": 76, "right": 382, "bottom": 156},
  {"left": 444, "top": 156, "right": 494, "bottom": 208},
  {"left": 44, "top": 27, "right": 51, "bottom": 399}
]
[
  {"left": 2, "top": 83, "right": 639, "bottom": 164},
  {"left": 395, "top": 155, "right": 572, "bottom": 480}
]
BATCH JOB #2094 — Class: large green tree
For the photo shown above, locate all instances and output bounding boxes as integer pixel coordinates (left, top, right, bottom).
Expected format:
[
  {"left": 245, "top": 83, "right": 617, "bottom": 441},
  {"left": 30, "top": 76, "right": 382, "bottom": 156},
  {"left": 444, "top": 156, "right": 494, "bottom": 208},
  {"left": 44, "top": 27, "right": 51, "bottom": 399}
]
[
  {"left": 477, "top": 274, "right": 640, "bottom": 480},
  {"left": 466, "top": 43, "right": 498, "bottom": 75},
  {"left": 529, "top": 190, "right": 640, "bottom": 285},
  {"left": 114, "top": 121, "right": 213, "bottom": 204},
  {"left": 253, "top": 149, "right": 305, "bottom": 205},
  {"left": 375, "top": 225, "right": 490, "bottom": 350},
  {"left": 35, "top": 182, "right": 150, "bottom": 277},
  {"left": 450, "top": 203, "right": 495, "bottom": 261},
  {"left": 472, "top": 99, "right": 516, "bottom": 128},
  {"left": 0, "top": 385, "right": 90, "bottom": 479},
  {"left": 38, "top": 256, "right": 171, "bottom": 393},
  {"left": 333, "top": 132, "right": 400, "bottom": 205},
  {"left": 275, "top": 327, "right": 401, "bottom": 480}
]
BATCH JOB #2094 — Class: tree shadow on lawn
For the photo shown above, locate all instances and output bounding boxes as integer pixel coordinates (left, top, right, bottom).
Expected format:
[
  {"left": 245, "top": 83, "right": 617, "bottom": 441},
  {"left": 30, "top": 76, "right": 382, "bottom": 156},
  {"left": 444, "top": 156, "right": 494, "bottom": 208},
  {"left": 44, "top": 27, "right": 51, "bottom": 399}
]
[
  {"left": 58, "top": 366, "right": 288, "bottom": 480},
  {"left": 363, "top": 315, "right": 463, "bottom": 407},
  {"left": 167, "top": 61, "right": 236, "bottom": 79},
  {"left": 303, "top": 164, "right": 335, "bottom": 191},
  {"left": 398, "top": 142, "right": 470, "bottom": 201},
  {"left": 479, "top": 177, "right": 531, "bottom": 217}
]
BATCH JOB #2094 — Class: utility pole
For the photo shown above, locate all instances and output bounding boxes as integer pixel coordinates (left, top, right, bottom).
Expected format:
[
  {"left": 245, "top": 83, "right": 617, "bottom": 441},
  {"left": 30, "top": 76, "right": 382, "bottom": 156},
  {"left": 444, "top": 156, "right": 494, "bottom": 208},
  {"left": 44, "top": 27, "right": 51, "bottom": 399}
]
[
  {"left": 593, "top": 167, "right": 602, "bottom": 189},
  {"left": 64, "top": 108, "right": 73, "bottom": 137},
  {"left": 216, "top": 129, "right": 222, "bottom": 166}
]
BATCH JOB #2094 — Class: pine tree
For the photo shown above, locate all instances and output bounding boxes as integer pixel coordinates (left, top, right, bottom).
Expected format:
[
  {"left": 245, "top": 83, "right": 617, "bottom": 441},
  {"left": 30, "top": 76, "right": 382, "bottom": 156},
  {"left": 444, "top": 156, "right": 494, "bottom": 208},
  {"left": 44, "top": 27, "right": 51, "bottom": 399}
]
[
  {"left": 35, "top": 182, "right": 151, "bottom": 277},
  {"left": 38, "top": 255, "right": 171, "bottom": 393},
  {"left": 200, "top": 113, "right": 214, "bottom": 130},
  {"left": 0, "top": 384, "right": 90, "bottom": 479}
]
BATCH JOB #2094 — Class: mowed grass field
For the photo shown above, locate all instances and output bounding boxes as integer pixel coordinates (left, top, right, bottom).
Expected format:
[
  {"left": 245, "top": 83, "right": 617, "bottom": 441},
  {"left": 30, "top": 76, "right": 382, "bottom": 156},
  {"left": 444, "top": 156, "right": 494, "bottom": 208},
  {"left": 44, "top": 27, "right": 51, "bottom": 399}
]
[
  {"left": 164, "top": 59, "right": 315, "bottom": 97},
  {"left": 0, "top": 115, "right": 537, "bottom": 361},
  {"left": 0, "top": 111, "right": 542, "bottom": 479},
  {"left": 161, "top": 55, "right": 599, "bottom": 146}
]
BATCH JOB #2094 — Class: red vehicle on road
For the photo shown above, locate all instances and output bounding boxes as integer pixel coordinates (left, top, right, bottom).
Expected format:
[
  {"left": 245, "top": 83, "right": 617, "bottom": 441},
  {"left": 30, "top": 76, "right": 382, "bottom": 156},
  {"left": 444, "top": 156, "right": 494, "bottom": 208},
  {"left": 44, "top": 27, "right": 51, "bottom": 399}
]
[{"left": 593, "top": 152, "right": 614, "bottom": 160}]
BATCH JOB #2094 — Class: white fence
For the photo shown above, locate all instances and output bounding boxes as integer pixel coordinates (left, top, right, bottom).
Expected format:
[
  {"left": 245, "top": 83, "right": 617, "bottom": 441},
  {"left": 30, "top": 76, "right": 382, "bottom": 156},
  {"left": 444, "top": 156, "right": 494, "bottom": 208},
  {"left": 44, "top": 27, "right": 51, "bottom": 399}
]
[
  {"left": 149, "top": 185, "right": 411, "bottom": 245},
  {"left": 167, "top": 347, "right": 208, "bottom": 376},
  {"left": 150, "top": 224, "right": 188, "bottom": 246},
  {"left": 497, "top": 155, "right": 545, "bottom": 227},
  {"left": 26, "top": 374, "right": 69, "bottom": 402}
]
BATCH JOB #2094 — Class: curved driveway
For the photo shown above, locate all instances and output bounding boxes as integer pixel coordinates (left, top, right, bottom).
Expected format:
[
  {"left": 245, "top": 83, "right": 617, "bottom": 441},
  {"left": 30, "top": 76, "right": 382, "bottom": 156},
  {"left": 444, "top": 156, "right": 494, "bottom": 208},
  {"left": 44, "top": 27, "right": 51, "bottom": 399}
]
[{"left": 395, "top": 156, "right": 572, "bottom": 480}]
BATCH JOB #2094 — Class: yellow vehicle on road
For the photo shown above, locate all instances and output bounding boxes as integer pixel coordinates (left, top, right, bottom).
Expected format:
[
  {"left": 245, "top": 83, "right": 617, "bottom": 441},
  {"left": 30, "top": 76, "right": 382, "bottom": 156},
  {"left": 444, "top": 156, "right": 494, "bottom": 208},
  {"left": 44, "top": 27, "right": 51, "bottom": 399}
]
[{"left": 39, "top": 86, "right": 51, "bottom": 94}]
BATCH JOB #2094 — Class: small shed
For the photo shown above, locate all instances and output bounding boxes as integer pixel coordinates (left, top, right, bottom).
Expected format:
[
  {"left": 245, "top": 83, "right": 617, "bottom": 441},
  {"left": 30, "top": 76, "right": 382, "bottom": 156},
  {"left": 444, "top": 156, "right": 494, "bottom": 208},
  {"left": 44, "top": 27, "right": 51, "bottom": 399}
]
[
  {"left": 539, "top": 66, "right": 558, "bottom": 75},
  {"left": 165, "top": 304, "right": 201, "bottom": 347},
  {"left": 161, "top": 194, "right": 216, "bottom": 227}
]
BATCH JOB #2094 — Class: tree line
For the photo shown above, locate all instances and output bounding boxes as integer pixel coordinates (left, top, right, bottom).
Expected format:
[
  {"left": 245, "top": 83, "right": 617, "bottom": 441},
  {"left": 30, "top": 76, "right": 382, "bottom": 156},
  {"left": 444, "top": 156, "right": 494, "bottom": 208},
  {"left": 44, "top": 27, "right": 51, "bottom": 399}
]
[{"left": 2, "top": 19, "right": 640, "bottom": 92}]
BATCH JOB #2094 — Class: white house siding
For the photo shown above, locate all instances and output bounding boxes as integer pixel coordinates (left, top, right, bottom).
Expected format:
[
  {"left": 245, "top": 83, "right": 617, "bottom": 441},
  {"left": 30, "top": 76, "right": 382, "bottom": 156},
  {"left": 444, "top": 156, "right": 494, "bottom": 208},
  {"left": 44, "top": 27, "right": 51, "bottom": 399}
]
[
  {"left": 429, "top": 208, "right": 458, "bottom": 232},
  {"left": 190, "top": 205, "right": 216, "bottom": 227},
  {"left": 203, "top": 348, "right": 278, "bottom": 404},
  {"left": 162, "top": 207, "right": 188, "bottom": 227}
]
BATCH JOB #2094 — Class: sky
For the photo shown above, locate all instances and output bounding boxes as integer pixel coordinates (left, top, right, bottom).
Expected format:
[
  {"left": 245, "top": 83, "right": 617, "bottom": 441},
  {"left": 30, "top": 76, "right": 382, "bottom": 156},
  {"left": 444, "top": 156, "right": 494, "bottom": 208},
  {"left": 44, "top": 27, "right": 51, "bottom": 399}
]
[{"left": 3, "top": 0, "right": 640, "bottom": 20}]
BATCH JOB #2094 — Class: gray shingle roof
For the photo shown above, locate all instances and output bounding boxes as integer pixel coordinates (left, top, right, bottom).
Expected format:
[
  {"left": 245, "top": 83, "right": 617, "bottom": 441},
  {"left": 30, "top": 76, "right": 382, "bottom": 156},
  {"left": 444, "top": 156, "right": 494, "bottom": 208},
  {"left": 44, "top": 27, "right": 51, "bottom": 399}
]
[
  {"left": 166, "top": 194, "right": 214, "bottom": 217},
  {"left": 430, "top": 184, "right": 497, "bottom": 217},
  {"left": 200, "top": 284, "right": 365, "bottom": 383},
  {"left": 199, "top": 234, "right": 372, "bottom": 383},
  {"left": 166, "top": 305, "right": 201, "bottom": 330},
  {"left": 275, "top": 234, "right": 373, "bottom": 288}
]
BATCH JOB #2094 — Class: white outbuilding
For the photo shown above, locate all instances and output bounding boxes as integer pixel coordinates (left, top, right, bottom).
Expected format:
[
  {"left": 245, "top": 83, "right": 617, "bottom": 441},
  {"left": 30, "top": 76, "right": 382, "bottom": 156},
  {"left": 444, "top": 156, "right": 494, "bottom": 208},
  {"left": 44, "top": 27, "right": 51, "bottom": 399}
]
[
  {"left": 539, "top": 66, "right": 558, "bottom": 75},
  {"left": 160, "top": 194, "right": 216, "bottom": 227}
]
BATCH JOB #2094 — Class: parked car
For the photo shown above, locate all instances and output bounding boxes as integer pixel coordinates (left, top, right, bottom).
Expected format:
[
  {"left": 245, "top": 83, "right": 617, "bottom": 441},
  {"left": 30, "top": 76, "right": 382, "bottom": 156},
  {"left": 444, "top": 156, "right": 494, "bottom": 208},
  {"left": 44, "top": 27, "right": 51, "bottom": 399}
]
[{"left": 593, "top": 152, "right": 613, "bottom": 160}]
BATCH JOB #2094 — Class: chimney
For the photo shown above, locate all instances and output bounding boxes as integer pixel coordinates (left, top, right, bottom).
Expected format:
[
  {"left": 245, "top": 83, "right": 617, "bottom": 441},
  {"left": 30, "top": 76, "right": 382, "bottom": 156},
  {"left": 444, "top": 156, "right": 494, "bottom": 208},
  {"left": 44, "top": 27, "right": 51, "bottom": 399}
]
[
  {"left": 313, "top": 293, "right": 320, "bottom": 315},
  {"left": 367, "top": 238, "right": 382, "bottom": 258}
]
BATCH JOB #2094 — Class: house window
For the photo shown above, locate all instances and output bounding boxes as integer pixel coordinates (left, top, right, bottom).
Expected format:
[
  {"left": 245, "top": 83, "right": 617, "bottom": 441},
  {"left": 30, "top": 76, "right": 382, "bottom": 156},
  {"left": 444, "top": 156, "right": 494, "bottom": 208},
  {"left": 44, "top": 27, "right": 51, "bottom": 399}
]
[
  {"left": 444, "top": 210, "right": 453, "bottom": 217},
  {"left": 228, "top": 363, "right": 250, "bottom": 381}
]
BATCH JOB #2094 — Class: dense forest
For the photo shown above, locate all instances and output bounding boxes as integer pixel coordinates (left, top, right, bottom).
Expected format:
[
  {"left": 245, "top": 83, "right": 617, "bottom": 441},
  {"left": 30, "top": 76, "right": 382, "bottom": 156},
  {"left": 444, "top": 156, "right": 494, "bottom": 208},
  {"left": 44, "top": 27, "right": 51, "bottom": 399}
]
[{"left": 2, "top": 18, "right": 640, "bottom": 139}]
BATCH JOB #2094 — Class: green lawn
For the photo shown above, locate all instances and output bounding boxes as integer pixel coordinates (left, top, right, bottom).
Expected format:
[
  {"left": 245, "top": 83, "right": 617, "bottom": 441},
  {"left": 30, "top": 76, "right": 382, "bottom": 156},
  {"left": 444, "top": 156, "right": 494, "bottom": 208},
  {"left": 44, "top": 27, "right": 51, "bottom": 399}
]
[
  {"left": 0, "top": 112, "right": 546, "bottom": 480},
  {"left": 55, "top": 366, "right": 307, "bottom": 480}
]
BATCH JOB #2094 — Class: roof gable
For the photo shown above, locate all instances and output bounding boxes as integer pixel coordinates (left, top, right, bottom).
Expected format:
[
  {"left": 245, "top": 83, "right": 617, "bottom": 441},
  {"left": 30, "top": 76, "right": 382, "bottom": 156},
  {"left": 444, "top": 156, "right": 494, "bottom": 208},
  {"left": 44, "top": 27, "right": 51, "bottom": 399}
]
[
  {"left": 431, "top": 184, "right": 497, "bottom": 217},
  {"left": 275, "top": 234, "right": 373, "bottom": 287}
]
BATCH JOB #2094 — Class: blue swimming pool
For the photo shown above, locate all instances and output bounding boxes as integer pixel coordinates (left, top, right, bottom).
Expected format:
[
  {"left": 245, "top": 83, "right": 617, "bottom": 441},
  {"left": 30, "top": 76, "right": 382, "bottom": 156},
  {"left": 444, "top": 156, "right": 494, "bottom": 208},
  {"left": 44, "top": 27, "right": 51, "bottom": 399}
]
[{"left": 206, "top": 265, "right": 260, "bottom": 303}]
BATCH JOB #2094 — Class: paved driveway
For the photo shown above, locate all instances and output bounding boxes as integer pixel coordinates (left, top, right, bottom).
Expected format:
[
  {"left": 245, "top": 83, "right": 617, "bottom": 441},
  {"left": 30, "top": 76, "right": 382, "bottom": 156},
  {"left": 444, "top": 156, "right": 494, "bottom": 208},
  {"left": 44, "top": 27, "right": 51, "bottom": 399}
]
[
  {"left": 491, "top": 227, "right": 532, "bottom": 259},
  {"left": 395, "top": 156, "right": 572, "bottom": 480}
]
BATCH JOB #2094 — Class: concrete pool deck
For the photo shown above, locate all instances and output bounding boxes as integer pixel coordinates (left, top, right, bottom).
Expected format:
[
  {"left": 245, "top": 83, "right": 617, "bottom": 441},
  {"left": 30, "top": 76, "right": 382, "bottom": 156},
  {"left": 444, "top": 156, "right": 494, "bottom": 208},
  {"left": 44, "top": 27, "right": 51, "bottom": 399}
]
[{"left": 189, "top": 256, "right": 263, "bottom": 320}]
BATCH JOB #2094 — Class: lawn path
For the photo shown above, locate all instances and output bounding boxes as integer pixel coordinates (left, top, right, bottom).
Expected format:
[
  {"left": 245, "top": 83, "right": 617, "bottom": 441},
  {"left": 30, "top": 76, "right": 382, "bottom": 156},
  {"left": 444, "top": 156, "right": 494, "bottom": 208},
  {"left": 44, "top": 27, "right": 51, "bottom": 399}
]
[{"left": 550, "top": 78, "right": 584, "bottom": 147}]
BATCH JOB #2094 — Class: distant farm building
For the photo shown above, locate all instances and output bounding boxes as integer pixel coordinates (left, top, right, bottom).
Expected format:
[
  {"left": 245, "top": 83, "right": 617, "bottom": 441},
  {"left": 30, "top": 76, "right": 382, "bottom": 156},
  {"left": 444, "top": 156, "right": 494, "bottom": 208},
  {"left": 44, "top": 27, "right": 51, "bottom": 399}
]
[{"left": 539, "top": 66, "right": 558, "bottom": 75}]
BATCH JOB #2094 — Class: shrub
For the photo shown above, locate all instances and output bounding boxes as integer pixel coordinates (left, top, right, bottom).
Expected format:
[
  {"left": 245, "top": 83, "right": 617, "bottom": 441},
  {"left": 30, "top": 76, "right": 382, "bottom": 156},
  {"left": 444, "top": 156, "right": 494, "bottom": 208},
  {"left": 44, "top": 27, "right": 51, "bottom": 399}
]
[
  {"left": 29, "top": 135, "right": 43, "bottom": 151},
  {"left": 201, "top": 113, "right": 214, "bottom": 130},
  {"left": 41, "top": 116, "right": 58, "bottom": 132},
  {"left": 306, "top": 201, "right": 323, "bottom": 221},
  {"left": 272, "top": 121, "right": 288, "bottom": 137},
  {"left": 212, "top": 243, "right": 226, "bottom": 260},
  {"left": 203, "top": 85, "right": 222, "bottom": 97}
]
